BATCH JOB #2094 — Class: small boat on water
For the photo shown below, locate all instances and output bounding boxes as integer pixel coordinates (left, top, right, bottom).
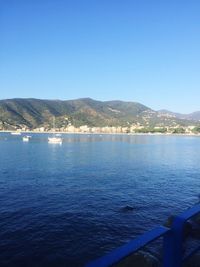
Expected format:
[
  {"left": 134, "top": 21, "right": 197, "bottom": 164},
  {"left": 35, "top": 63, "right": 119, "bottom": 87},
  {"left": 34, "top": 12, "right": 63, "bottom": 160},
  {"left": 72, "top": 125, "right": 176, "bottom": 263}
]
[
  {"left": 11, "top": 131, "right": 21, "bottom": 135},
  {"left": 22, "top": 135, "right": 31, "bottom": 142},
  {"left": 48, "top": 116, "right": 62, "bottom": 144},
  {"left": 48, "top": 136, "right": 62, "bottom": 144}
]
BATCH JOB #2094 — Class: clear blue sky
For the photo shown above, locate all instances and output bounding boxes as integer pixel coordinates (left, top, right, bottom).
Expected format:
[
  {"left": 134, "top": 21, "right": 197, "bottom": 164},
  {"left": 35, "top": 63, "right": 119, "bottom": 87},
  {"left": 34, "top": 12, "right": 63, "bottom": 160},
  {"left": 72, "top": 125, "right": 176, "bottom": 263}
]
[{"left": 1, "top": 0, "right": 200, "bottom": 113}]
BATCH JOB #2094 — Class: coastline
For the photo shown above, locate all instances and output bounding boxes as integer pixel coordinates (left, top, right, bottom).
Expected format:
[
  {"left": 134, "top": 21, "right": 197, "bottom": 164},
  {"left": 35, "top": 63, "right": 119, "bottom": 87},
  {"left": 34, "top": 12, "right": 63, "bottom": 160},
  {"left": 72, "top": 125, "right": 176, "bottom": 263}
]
[{"left": 1, "top": 130, "right": 200, "bottom": 137}]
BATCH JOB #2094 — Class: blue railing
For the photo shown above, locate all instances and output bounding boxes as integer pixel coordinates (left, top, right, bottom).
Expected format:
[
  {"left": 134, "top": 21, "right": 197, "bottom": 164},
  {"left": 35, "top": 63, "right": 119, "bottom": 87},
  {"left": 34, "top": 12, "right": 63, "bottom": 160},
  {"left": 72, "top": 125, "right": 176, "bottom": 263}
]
[{"left": 85, "top": 204, "right": 200, "bottom": 267}]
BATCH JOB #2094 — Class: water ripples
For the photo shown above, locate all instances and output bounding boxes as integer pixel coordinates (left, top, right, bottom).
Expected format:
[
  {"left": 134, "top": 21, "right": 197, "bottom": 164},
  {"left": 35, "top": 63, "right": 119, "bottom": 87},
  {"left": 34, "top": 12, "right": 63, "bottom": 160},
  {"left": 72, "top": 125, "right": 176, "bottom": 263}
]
[{"left": 0, "top": 134, "right": 200, "bottom": 266}]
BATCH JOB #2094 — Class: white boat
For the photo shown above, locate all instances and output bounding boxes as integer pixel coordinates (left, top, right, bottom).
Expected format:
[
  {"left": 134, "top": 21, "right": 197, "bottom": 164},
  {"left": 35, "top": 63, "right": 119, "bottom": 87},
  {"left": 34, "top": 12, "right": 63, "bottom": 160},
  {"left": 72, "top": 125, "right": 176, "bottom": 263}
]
[
  {"left": 48, "top": 136, "right": 62, "bottom": 144},
  {"left": 22, "top": 135, "right": 31, "bottom": 142},
  {"left": 48, "top": 116, "right": 62, "bottom": 144},
  {"left": 11, "top": 131, "right": 21, "bottom": 135}
]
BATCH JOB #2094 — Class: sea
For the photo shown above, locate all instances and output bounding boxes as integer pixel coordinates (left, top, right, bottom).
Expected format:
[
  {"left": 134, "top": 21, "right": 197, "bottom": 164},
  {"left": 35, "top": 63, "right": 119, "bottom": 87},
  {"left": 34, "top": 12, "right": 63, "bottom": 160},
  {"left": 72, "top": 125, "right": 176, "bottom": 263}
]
[{"left": 0, "top": 133, "right": 200, "bottom": 267}]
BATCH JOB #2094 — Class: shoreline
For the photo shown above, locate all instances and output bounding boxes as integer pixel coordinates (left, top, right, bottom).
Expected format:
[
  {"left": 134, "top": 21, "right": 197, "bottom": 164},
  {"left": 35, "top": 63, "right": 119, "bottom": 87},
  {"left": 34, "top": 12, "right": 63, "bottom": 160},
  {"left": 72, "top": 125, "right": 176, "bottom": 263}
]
[{"left": 0, "top": 130, "right": 200, "bottom": 137}]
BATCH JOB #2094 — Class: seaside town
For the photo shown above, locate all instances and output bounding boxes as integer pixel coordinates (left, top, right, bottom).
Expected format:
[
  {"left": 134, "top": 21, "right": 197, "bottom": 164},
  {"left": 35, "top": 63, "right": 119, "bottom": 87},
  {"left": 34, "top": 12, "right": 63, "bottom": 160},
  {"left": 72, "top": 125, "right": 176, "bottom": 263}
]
[{"left": 5, "top": 123, "right": 200, "bottom": 135}]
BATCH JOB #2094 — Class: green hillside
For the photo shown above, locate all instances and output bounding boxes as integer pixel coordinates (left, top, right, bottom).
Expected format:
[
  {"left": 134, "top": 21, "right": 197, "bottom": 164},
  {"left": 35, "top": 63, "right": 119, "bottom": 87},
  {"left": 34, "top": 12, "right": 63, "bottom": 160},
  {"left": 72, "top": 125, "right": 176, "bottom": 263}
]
[{"left": 0, "top": 98, "right": 197, "bottom": 130}]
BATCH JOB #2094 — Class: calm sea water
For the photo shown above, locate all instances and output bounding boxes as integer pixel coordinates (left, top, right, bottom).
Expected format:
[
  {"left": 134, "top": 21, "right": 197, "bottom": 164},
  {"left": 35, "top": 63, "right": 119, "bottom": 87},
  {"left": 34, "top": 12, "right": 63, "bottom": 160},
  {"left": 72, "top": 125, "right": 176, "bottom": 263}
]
[{"left": 0, "top": 133, "right": 200, "bottom": 267}]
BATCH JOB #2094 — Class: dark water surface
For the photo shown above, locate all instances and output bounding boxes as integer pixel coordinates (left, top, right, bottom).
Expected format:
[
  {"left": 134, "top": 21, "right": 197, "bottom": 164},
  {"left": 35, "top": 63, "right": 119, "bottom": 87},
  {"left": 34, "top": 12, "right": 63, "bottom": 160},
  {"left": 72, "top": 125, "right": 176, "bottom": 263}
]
[{"left": 0, "top": 133, "right": 200, "bottom": 267}]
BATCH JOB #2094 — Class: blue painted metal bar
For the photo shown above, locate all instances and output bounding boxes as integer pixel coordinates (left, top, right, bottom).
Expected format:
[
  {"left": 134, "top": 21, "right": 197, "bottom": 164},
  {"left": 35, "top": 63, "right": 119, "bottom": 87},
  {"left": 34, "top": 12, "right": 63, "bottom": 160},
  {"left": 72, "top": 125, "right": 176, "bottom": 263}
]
[
  {"left": 85, "top": 205, "right": 200, "bottom": 267},
  {"left": 177, "top": 204, "right": 200, "bottom": 221},
  {"left": 163, "top": 229, "right": 176, "bottom": 267},
  {"left": 170, "top": 216, "right": 184, "bottom": 267},
  {"left": 85, "top": 226, "right": 169, "bottom": 267},
  {"left": 170, "top": 204, "right": 200, "bottom": 267}
]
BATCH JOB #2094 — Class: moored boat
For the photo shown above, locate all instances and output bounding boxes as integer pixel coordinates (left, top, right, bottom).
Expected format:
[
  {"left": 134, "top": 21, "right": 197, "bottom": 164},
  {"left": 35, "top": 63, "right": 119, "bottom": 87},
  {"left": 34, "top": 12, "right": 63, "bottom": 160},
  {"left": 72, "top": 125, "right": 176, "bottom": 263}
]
[
  {"left": 48, "top": 116, "right": 62, "bottom": 144},
  {"left": 48, "top": 136, "right": 62, "bottom": 144},
  {"left": 22, "top": 135, "right": 31, "bottom": 142},
  {"left": 11, "top": 131, "right": 21, "bottom": 135}
]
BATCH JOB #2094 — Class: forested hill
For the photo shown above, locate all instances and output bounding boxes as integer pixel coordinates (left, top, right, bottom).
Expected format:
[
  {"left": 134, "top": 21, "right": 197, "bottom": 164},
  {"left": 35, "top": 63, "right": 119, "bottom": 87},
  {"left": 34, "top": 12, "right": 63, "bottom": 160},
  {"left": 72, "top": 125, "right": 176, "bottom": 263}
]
[{"left": 0, "top": 98, "right": 198, "bottom": 130}]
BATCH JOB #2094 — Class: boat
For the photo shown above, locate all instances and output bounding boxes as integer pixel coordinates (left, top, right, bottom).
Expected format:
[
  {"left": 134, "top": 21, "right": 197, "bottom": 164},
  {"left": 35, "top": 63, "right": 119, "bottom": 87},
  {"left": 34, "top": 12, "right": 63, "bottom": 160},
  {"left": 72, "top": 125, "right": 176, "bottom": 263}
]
[
  {"left": 22, "top": 135, "right": 31, "bottom": 142},
  {"left": 11, "top": 131, "right": 21, "bottom": 135},
  {"left": 48, "top": 136, "right": 62, "bottom": 144},
  {"left": 48, "top": 117, "right": 62, "bottom": 144}
]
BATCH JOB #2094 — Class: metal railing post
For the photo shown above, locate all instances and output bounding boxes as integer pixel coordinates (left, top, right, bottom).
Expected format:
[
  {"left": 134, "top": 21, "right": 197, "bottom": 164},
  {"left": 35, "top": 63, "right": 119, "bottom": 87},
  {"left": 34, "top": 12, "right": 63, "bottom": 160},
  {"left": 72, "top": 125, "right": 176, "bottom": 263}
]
[
  {"left": 164, "top": 214, "right": 186, "bottom": 267},
  {"left": 163, "top": 230, "right": 175, "bottom": 267},
  {"left": 85, "top": 205, "right": 200, "bottom": 267},
  {"left": 171, "top": 216, "right": 184, "bottom": 267}
]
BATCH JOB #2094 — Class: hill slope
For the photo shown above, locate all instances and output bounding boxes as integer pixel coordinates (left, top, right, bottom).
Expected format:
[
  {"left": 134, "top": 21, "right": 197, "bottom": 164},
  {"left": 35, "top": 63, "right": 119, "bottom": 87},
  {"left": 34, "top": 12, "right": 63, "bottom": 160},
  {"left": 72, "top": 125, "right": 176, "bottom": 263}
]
[{"left": 0, "top": 98, "right": 198, "bottom": 130}]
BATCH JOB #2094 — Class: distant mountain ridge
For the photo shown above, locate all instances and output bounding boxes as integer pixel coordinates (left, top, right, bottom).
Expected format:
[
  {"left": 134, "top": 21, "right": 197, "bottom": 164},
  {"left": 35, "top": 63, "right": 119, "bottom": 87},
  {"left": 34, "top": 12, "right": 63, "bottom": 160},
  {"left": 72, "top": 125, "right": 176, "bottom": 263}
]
[
  {"left": 158, "top": 110, "right": 200, "bottom": 121},
  {"left": 0, "top": 98, "right": 199, "bottom": 130}
]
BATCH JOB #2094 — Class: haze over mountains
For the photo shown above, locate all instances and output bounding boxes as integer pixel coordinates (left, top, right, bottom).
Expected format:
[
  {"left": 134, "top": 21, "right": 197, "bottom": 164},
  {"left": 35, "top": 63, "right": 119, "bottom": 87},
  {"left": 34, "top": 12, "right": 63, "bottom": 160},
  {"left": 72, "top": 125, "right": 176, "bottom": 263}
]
[{"left": 0, "top": 98, "right": 199, "bottom": 130}]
